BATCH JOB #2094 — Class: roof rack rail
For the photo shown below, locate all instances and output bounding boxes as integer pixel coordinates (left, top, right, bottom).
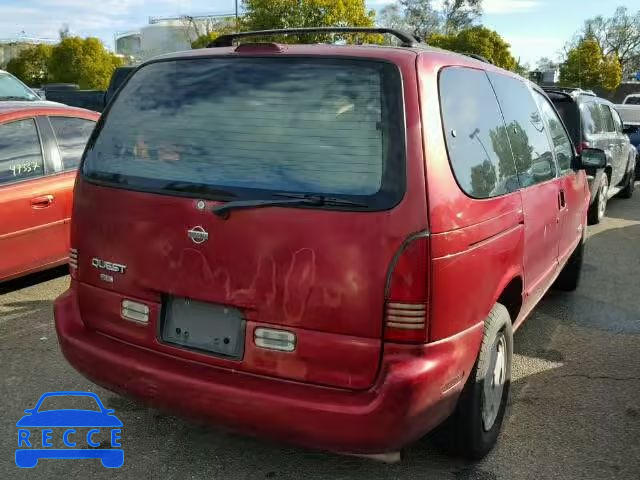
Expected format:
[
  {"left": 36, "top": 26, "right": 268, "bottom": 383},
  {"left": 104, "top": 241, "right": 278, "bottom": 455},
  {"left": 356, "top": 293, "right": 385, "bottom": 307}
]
[
  {"left": 463, "top": 53, "right": 492, "bottom": 64},
  {"left": 208, "top": 27, "right": 422, "bottom": 48},
  {"left": 542, "top": 86, "right": 596, "bottom": 97}
]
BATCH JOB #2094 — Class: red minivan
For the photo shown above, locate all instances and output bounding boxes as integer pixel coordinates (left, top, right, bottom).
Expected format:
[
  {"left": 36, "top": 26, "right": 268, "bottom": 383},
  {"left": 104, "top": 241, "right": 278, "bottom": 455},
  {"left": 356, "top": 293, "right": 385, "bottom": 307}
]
[{"left": 54, "top": 28, "right": 606, "bottom": 459}]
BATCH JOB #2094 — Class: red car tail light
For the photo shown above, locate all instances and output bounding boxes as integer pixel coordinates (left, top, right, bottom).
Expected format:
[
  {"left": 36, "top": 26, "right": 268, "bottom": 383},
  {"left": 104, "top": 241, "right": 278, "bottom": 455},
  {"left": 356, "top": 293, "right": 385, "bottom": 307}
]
[
  {"left": 384, "top": 235, "right": 429, "bottom": 343},
  {"left": 576, "top": 141, "right": 590, "bottom": 154},
  {"left": 69, "top": 248, "right": 78, "bottom": 278}
]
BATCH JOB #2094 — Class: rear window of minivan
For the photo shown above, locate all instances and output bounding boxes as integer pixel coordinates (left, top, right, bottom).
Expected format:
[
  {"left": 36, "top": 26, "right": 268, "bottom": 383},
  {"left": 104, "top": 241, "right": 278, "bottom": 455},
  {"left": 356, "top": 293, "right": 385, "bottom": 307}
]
[
  {"left": 82, "top": 57, "right": 405, "bottom": 209},
  {"left": 550, "top": 99, "right": 581, "bottom": 146}
]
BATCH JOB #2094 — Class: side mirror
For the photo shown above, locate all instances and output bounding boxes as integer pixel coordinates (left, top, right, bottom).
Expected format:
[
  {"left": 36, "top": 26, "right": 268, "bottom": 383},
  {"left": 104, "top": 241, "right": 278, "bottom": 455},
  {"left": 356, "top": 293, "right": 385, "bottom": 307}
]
[{"left": 579, "top": 148, "right": 607, "bottom": 169}]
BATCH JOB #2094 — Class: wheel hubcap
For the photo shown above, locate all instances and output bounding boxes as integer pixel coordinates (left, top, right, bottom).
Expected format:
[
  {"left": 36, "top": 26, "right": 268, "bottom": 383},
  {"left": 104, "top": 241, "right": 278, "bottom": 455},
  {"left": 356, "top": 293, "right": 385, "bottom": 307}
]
[
  {"left": 482, "top": 333, "right": 507, "bottom": 431},
  {"left": 598, "top": 177, "right": 608, "bottom": 219}
]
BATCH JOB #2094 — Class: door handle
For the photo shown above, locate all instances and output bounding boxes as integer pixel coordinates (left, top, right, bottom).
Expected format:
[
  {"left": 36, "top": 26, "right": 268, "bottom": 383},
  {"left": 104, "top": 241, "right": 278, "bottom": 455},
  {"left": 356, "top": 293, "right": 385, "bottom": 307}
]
[
  {"left": 558, "top": 190, "right": 566, "bottom": 209},
  {"left": 31, "top": 194, "right": 54, "bottom": 209}
]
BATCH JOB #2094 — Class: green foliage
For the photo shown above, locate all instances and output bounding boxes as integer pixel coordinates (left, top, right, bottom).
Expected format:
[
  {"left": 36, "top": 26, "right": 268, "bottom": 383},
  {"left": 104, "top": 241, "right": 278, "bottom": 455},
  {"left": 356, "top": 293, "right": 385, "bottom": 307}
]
[
  {"left": 394, "top": 0, "right": 481, "bottom": 39},
  {"left": 241, "top": 0, "right": 377, "bottom": 43},
  {"left": 189, "top": 17, "right": 238, "bottom": 49},
  {"left": 5, "top": 44, "right": 53, "bottom": 86},
  {"left": 428, "top": 26, "right": 517, "bottom": 71},
  {"left": 48, "top": 37, "right": 123, "bottom": 90},
  {"left": 559, "top": 38, "right": 622, "bottom": 91},
  {"left": 580, "top": 7, "right": 640, "bottom": 77},
  {"left": 513, "top": 61, "right": 529, "bottom": 77},
  {"left": 191, "top": 19, "right": 239, "bottom": 48},
  {"left": 470, "top": 159, "right": 497, "bottom": 197},
  {"left": 192, "top": 31, "right": 225, "bottom": 49}
]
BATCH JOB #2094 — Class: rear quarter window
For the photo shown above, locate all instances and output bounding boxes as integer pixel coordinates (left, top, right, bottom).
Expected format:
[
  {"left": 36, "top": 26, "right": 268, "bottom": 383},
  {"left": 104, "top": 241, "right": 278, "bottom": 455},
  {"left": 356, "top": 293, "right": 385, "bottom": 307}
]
[
  {"left": 582, "top": 102, "right": 605, "bottom": 134},
  {"left": 599, "top": 104, "right": 616, "bottom": 133},
  {"left": 487, "top": 73, "right": 556, "bottom": 187},
  {"left": 439, "top": 67, "right": 519, "bottom": 198},
  {"left": 549, "top": 99, "right": 580, "bottom": 147},
  {"left": 50, "top": 116, "right": 96, "bottom": 170},
  {"left": 83, "top": 57, "right": 406, "bottom": 210}
]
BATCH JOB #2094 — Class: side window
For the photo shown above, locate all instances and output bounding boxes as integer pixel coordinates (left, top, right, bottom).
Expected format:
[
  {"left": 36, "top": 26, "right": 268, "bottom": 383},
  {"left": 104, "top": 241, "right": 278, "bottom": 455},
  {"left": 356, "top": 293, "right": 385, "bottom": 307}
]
[
  {"left": 600, "top": 104, "right": 616, "bottom": 133},
  {"left": 0, "top": 119, "right": 44, "bottom": 185},
  {"left": 584, "top": 102, "right": 605, "bottom": 134},
  {"left": 50, "top": 117, "right": 96, "bottom": 170},
  {"left": 534, "top": 92, "right": 574, "bottom": 174},
  {"left": 439, "top": 67, "right": 518, "bottom": 198},
  {"left": 611, "top": 108, "right": 623, "bottom": 133},
  {"left": 487, "top": 73, "right": 556, "bottom": 186}
]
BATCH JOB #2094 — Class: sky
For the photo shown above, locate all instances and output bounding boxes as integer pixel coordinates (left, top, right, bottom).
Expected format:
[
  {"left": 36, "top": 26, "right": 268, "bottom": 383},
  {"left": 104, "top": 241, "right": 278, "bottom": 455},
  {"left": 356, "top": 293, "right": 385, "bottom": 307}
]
[{"left": 0, "top": 0, "right": 638, "bottom": 66}]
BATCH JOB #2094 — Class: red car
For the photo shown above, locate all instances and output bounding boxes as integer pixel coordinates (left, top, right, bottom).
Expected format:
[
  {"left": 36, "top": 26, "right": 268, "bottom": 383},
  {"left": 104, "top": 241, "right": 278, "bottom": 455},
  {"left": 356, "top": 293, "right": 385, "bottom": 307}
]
[
  {"left": 54, "top": 28, "right": 606, "bottom": 459},
  {"left": 0, "top": 100, "right": 99, "bottom": 282}
]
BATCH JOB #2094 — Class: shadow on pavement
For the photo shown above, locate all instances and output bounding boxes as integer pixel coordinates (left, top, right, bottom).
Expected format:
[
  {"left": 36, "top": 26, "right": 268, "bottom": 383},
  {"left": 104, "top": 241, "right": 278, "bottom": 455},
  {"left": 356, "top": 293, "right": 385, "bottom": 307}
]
[
  {"left": 605, "top": 194, "right": 640, "bottom": 222},
  {"left": 0, "top": 266, "right": 68, "bottom": 295}
]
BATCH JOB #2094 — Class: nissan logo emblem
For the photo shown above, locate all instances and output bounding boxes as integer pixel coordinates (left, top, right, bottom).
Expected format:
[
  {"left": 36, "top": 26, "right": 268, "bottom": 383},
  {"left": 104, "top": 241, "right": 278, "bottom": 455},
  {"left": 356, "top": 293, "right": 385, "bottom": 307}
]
[{"left": 187, "top": 226, "right": 209, "bottom": 244}]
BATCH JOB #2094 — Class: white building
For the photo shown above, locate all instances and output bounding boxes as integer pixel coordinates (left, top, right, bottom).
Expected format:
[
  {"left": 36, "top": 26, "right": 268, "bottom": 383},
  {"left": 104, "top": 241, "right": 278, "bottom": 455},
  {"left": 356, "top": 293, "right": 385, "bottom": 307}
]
[
  {"left": 115, "top": 14, "right": 234, "bottom": 62},
  {"left": 0, "top": 38, "right": 55, "bottom": 67}
]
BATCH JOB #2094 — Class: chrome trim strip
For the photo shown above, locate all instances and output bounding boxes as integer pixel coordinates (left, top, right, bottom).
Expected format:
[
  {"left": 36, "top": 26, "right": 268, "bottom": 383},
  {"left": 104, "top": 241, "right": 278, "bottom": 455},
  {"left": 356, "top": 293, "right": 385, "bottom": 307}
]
[
  {"left": 386, "top": 315, "right": 424, "bottom": 323},
  {"left": 386, "top": 302, "right": 426, "bottom": 310},
  {"left": 386, "top": 309, "right": 425, "bottom": 317},
  {"left": 386, "top": 322, "right": 424, "bottom": 329}
]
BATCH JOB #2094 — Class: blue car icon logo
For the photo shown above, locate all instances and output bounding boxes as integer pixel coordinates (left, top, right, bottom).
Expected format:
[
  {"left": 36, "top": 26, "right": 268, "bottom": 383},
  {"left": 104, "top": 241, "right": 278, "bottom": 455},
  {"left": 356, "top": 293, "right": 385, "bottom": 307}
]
[{"left": 16, "top": 391, "right": 123, "bottom": 468}]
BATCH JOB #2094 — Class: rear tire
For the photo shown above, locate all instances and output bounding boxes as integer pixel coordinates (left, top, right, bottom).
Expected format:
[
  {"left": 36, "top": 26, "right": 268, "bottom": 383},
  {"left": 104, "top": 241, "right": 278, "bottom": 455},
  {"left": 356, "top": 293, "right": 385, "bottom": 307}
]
[
  {"left": 619, "top": 166, "right": 635, "bottom": 199},
  {"left": 443, "top": 303, "right": 513, "bottom": 460},
  {"left": 553, "top": 236, "right": 585, "bottom": 291},
  {"left": 587, "top": 174, "right": 608, "bottom": 225}
]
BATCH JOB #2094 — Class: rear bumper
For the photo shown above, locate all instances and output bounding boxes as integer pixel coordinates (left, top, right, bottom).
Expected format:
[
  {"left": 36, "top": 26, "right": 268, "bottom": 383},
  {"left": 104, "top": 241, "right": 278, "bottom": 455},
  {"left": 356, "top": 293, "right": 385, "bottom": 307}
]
[{"left": 54, "top": 286, "right": 483, "bottom": 454}]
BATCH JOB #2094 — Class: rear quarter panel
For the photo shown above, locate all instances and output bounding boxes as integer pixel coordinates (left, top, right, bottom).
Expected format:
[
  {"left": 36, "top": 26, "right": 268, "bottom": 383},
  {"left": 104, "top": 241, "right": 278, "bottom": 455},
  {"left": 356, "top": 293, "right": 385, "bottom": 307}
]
[{"left": 417, "top": 53, "right": 525, "bottom": 341}]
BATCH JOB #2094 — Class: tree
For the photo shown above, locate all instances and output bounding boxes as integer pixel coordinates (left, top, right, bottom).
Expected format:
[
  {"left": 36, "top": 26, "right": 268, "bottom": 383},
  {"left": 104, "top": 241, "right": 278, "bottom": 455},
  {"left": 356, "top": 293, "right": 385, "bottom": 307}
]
[
  {"left": 535, "top": 56, "right": 555, "bottom": 70},
  {"left": 428, "top": 26, "right": 517, "bottom": 71},
  {"left": 398, "top": 0, "right": 441, "bottom": 39},
  {"left": 470, "top": 159, "right": 497, "bottom": 198},
  {"left": 59, "top": 24, "right": 71, "bottom": 40},
  {"left": 48, "top": 37, "right": 123, "bottom": 90},
  {"left": 397, "top": 0, "right": 481, "bottom": 39},
  {"left": 559, "top": 38, "right": 622, "bottom": 91},
  {"left": 183, "top": 16, "right": 237, "bottom": 48},
  {"left": 441, "top": 0, "right": 482, "bottom": 33},
  {"left": 378, "top": 4, "right": 410, "bottom": 32},
  {"left": 241, "top": 0, "right": 377, "bottom": 43},
  {"left": 5, "top": 44, "right": 53, "bottom": 86},
  {"left": 514, "top": 60, "right": 529, "bottom": 76},
  {"left": 580, "top": 7, "right": 640, "bottom": 77}
]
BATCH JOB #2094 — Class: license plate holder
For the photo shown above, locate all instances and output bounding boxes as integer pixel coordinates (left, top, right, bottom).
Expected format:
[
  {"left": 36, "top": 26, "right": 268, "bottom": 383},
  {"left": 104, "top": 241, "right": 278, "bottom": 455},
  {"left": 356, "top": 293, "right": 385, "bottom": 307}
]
[{"left": 161, "top": 297, "right": 245, "bottom": 359}]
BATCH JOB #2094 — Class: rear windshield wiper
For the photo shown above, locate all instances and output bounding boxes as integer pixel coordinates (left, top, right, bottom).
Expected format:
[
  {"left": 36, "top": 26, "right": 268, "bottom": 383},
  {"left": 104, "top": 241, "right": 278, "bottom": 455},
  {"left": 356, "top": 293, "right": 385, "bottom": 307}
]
[{"left": 212, "top": 193, "right": 368, "bottom": 218}]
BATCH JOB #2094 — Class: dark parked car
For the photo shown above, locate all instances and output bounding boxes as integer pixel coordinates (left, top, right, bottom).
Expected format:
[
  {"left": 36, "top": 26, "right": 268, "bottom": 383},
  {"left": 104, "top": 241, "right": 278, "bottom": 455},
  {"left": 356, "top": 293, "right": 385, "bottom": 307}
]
[
  {"left": 39, "top": 67, "right": 135, "bottom": 113},
  {"left": 104, "top": 66, "right": 135, "bottom": 106},
  {"left": 544, "top": 87, "right": 636, "bottom": 224},
  {"left": 620, "top": 124, "right": 640, "bottom": 177}
]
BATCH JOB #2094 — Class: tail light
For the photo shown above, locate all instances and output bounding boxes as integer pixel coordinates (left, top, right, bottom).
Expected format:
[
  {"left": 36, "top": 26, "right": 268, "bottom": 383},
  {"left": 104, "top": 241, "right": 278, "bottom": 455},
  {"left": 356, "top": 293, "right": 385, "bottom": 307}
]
[
  {"left": 384, "top": 235, "right": 430, "bottom": 343},
  {"left": 69, "top": 248, "right": 78, "bottom": 278},
  {"left": 576, "top": 141, "right": 590, "bottom": 154}
]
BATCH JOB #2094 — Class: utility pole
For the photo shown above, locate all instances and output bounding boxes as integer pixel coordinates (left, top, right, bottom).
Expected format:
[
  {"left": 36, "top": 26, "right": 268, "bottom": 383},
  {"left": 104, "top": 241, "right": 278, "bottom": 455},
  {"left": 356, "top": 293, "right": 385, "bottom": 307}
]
[{"left": 235, "top": 0, "right": 239, "bottom": 33}]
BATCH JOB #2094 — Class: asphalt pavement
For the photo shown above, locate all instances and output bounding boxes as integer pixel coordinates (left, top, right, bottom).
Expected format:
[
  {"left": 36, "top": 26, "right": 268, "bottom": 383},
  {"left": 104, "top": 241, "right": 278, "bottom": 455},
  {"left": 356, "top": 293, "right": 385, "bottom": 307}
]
[{"left": 1, "top": 191, "right": 639, "bottom": 479}]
